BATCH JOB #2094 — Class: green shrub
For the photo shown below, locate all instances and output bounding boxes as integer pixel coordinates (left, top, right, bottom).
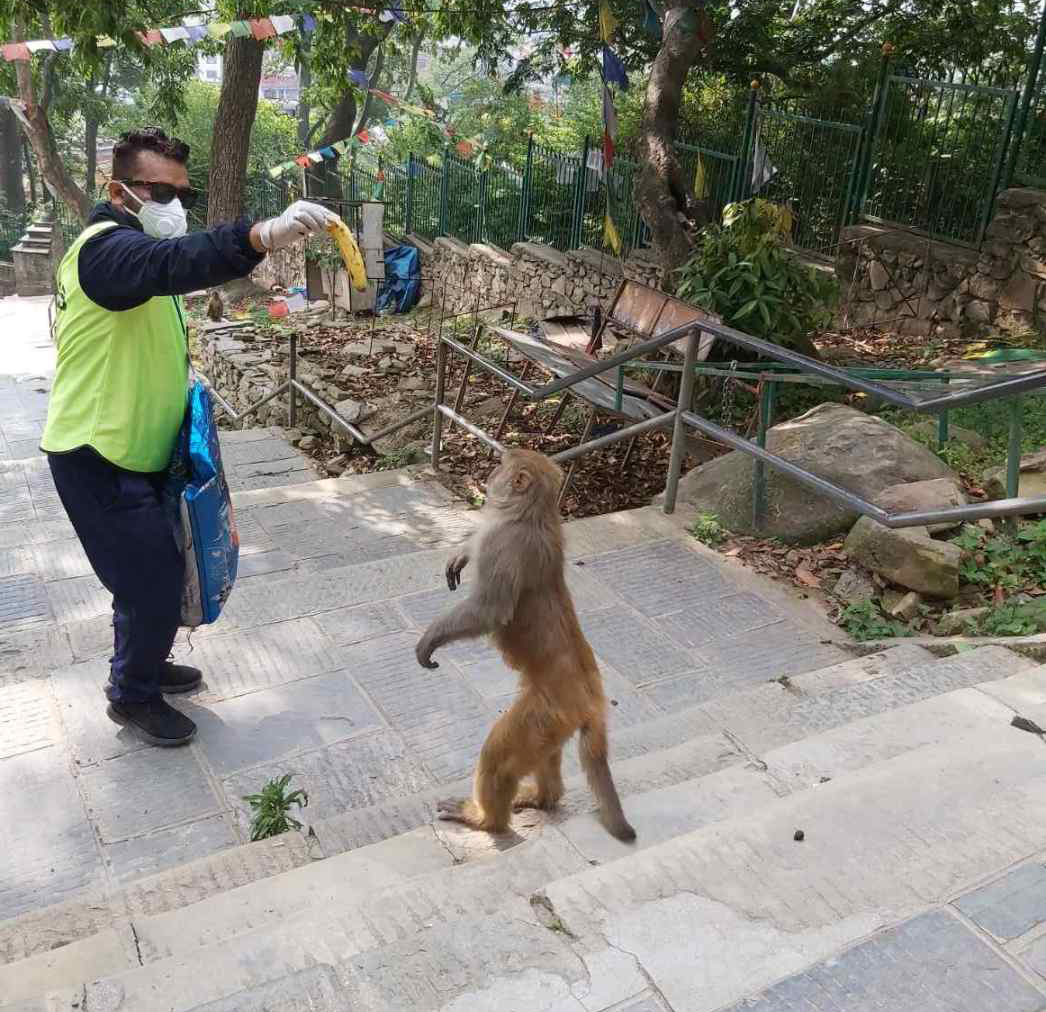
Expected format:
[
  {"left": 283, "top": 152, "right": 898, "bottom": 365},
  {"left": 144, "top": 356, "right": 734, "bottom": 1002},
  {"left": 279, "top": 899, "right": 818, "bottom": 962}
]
[{"left": 675, "top": 198, "right": 838, "bottom": 355}]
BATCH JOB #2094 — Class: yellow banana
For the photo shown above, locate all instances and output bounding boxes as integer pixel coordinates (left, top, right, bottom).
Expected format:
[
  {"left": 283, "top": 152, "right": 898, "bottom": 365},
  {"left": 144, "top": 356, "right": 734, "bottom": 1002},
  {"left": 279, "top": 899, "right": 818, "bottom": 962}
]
[{"left": 325, "top": 217, "right": 368, "bottom": 292}]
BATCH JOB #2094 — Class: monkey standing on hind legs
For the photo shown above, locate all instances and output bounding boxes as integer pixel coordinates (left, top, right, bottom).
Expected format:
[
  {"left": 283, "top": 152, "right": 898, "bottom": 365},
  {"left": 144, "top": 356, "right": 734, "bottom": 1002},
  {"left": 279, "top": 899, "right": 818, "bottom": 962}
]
[{"left": 415, "top": 448, "right": 636, "bottom": 842}]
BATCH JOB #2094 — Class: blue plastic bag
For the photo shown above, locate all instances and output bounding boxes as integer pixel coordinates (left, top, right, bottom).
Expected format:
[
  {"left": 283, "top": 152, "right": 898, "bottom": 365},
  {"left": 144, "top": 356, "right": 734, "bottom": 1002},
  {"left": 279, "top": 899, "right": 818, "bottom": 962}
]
[
  {"left": 376, "top": 244, "right": 421, "bottom": 314},
  {"left": 164, "top": 378, "right": 239, "bottom": 627}
]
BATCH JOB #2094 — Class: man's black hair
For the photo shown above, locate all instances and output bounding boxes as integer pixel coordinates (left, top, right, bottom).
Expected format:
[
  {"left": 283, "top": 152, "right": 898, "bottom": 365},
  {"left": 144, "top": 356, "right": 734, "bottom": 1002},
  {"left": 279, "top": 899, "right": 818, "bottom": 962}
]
[{"left": 112, "top": 127, "right": 190, "bottom": 180}]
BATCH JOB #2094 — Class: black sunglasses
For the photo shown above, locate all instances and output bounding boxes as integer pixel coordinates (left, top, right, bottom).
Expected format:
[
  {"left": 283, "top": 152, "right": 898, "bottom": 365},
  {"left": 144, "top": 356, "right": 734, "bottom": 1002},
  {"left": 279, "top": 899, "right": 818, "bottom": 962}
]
[{"left": 118, "top": 179, "right": 200, "bottom": 209}]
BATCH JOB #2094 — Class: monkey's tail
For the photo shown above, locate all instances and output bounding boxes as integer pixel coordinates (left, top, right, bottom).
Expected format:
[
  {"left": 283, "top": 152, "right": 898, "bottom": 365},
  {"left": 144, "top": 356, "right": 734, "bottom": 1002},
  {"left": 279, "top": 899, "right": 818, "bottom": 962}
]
[{"left": 578, "top": 718, "right": 636, "bottom": 843}]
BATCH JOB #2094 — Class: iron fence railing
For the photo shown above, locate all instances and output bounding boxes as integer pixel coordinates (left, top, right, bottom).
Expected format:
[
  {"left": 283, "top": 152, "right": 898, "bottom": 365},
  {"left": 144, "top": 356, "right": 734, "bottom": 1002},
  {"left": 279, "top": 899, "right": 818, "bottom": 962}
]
[{"left": 0, "top": 210, "right": 26, "bottom": 260}]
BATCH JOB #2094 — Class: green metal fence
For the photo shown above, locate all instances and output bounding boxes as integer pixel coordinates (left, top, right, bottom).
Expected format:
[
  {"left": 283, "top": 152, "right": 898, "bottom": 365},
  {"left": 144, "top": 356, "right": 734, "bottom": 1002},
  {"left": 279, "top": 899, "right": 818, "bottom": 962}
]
[
  {"left": 755, "top": 107, "right": 863, "bottom": 257},
  {"left": 860, "top": 76, "right": 1017, "bottom": 245},
  {"left": 1011, "top": 89, "right": 1046, "bottom": 186},
  {"left": 0, "top": 210, "right": 26, "bottom": 260}
]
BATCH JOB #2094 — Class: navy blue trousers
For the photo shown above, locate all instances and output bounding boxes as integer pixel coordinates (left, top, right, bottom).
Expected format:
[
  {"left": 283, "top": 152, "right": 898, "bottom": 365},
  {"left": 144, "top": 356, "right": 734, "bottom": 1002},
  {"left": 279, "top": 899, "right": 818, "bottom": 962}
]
[{"left": 48, "top": 447, "right": 183, "bottom": 704}]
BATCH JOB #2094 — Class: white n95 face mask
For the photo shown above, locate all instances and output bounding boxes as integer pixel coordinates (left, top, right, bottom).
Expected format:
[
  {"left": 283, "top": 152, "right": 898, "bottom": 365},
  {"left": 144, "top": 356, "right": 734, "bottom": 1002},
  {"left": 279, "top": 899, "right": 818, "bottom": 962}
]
[{"left": 120, "top": 183, "right": 188, "bottom": 239}]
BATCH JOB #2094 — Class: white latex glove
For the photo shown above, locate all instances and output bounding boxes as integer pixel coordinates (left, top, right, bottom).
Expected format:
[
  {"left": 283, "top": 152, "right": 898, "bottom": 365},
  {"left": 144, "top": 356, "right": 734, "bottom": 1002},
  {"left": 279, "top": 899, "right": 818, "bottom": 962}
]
[{"left": 258, "top": 201, "right": 338, "bottom": 251}]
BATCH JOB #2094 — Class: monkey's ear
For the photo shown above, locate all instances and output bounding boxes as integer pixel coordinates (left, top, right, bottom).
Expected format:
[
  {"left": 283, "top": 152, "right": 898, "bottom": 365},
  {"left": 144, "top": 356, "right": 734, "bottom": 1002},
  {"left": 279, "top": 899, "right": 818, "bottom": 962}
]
[{"left": 511, "top": 467, "right": 532, "bottom": 493}]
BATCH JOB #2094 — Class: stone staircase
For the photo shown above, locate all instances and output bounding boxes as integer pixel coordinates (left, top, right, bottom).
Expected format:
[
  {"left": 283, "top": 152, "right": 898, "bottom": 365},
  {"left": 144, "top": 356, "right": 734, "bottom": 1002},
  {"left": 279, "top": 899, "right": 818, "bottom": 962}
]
[{"left": 5, "top": 356, "right": 1046, "bottom": 1008}]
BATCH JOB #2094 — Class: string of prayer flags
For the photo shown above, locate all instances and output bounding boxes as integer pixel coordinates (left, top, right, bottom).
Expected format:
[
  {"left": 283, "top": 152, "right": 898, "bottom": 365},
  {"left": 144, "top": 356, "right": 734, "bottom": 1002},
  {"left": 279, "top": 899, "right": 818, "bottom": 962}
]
[
  {"left": 349, "top": 69, "right": 370, "bottom": 88},
  {"left": 598, "top": 0, "right": 618, "bottom": 43},
  {"left": 2, "top": 11, "right": 328, "bottom": 59}
]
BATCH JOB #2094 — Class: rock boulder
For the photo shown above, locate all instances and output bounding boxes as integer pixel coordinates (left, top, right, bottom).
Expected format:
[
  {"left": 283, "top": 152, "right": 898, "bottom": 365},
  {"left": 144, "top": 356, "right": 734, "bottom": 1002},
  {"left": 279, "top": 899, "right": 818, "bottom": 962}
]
[
  {"left": 984, "top": 448, "right": 1046, "bottom": 500},
  {"left": 873, "top": 477, "right": 967, "bottom": 533},
  {"left": 844, "top": 517, "right": 961, "bottom": 599},
  {"left": 667, "top": 403, "right": 957, "bottom": 545}
]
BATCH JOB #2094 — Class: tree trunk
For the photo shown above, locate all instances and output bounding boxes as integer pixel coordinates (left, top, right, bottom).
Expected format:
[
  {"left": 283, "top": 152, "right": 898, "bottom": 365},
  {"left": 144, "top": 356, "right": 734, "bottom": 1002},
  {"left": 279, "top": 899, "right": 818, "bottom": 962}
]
[
  {"left": 83, "top": 55, "right": 112, "bottom": 195},
  {"left": 207, "top": 35, "right": 264, "bottom": 225},
  {"left": 11, "top": 23, "right": 91, "bottom": 222},
  {"left": 0, "top": 103, "right": 25, "bottom": 214},
  {"left": 24, "top": 144, "right": 36, "bottom": 204},
  {"left": 635, "top": 3, "right": 713, "bottom": 291}
]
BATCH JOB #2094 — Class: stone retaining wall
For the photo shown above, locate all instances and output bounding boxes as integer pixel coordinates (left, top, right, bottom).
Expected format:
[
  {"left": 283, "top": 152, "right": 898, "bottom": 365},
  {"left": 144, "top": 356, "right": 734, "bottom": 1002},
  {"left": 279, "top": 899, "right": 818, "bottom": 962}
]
[
  {"left": 837, "top": 188, "right": 1046, "bottom": 337},
  {"left": 428, "top": 236, "right": 664, "bottom": 318}
]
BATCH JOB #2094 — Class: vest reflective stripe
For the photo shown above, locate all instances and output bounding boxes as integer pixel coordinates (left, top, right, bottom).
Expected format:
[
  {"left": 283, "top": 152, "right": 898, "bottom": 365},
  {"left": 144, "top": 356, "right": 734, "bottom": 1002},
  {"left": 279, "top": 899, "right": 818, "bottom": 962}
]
[{"left": 41, "top": 221, "right": 188, "bottom": 473}]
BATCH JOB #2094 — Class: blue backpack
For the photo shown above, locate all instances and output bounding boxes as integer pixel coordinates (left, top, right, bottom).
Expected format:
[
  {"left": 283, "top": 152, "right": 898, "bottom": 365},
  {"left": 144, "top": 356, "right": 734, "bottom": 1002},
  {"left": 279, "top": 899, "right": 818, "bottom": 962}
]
[{"left": 164, "top": 377, "right": 239, "bottom": 627}]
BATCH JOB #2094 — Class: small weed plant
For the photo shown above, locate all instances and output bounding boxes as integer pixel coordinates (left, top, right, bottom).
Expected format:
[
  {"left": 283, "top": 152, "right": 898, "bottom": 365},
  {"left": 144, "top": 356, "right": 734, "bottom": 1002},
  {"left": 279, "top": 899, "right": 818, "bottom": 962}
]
[
  {"left": 690, "top": 512, "right": 726, "bottom": 546},
  {"left": 972, "top": 601, "right": 1046, "bottom": 637},
  {"left": 838, "top": 599, "right": 913, "bottom": 642},
  {"left": 951, "top": 520, "right": 1046, "bottom": 594},
  {"left": 244, "top": 773, "right": 309, "bottom": 841}
]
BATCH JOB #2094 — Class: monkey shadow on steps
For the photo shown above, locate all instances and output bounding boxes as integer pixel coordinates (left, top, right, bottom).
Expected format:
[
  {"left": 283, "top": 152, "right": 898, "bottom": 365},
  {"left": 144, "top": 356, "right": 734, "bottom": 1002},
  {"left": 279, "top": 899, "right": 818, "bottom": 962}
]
[{"left": 432, "top": 806, "right": 549, "bottom": 859}]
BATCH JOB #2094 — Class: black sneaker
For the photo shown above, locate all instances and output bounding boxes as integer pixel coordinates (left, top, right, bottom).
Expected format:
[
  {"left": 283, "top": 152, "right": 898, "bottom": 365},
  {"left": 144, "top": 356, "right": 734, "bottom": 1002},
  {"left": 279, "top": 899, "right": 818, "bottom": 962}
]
[
  {"left": 159, "top": 662, "right": 203, "bottom": 695},
  {"left": 106, "top": 700, "right": 197, "bottom": 747}
]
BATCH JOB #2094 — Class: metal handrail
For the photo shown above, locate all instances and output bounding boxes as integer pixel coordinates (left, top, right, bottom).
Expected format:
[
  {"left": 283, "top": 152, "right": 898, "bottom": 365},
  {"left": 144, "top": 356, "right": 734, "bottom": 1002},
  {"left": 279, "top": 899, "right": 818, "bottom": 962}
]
[{"left": 431, "top": 323, "right": 1046, "bottom": 528}]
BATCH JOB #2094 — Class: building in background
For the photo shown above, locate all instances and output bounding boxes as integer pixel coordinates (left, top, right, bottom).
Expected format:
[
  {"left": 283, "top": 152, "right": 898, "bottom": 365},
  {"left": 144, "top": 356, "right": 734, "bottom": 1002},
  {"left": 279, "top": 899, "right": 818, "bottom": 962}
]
[{"left": 196, "top": 54, "right": 300, "bottom": 114}]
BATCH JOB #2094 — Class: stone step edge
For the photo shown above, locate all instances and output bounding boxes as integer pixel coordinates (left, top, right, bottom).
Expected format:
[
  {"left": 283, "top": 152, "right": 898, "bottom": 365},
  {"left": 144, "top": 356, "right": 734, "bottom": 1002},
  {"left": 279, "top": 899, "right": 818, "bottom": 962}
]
[
  {"left": 228, "top": 463, "right": 436, "bottom": 510},
  {"left": 0, "top": 642, "right": 981, "bottom": 968},
  {"left": 861, "top": 630, "right": 1046, "bottom": 663},
  {"left": 40, "top": 688, "right": 1046, "bottom": 1012}
]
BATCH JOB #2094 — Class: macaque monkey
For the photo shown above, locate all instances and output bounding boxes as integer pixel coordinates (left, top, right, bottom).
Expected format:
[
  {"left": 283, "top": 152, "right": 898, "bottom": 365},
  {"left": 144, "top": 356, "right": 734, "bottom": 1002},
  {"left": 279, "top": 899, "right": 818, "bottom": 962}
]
[
  {"left": 415, "top": 448, "right": 636, "bottom": 842},
  {"left": 206, "top": 290, "right": 224, "bottom": 322}
]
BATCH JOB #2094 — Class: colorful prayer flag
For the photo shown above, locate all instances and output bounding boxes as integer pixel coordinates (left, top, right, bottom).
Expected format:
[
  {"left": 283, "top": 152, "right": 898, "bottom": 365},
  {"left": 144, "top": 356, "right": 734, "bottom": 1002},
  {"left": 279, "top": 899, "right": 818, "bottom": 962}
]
[
  {"left": 295, "top": 155, "right": 311, "bottom": 167},
  {"left": 357, "top": 130, "right": 370, "bottom": 144},
  {"left": 25, "top": 40, "right": 57, "bottom": 52},
  {"left": 159, "top": 27, "right": 190, "bottom": 44},
  {"left": 349, "top": 69, "right": 370, "bottom": 88},
  {"left": 333, "top": 140, "right": 350, "bottom": 154},
  {"left": 307, "top": 151, "right": 323, "bottom": 163},
  {"left": 693, "top": 153, "right": 709, "bottom": 199},
  {"left": 185, "top": 26, "right": 208, "bottom": 43},
  {"left": 268, "top": 165, "right": 284, "bottom": 179},
  {"left": 642, "top": 0, "right": 662, "bottom": 39},
  {"left": 603, "top": 213, "right": 622, "bottom": 255},
  {"left": 249, "top": 19, "right": 277, "bottom": 40},
  {"left": 228, "top": 21, "right": 252, "bottom": 38},
  {"left": 137, "top": 30, "right": 164, "bottom": 46},
  {"left": 207, "top": 23, "right": 231, "bottom": 39},
  {"left": 269, "top": 15, "right": 296, "bottom": 35},
  {"left": 598, "top": 0, "right": 618, "bottom": 43},
  {"left": 96, "top": 35, "right": 117, "bottom": 48},
  {"left": 1, "top": 43, "right": 30, "bottom": 61},
  {"left": 602, "top": 46, "right": 629, "bottom": 90},
  {"left": 320, "top": 146, "right": 335, "bottom": 158},
  {"left": 52, "top": 38, "right": 74, "bottom": 51},
  {"left": 300, "top": 13, "right": 317, "bottom": 35}
]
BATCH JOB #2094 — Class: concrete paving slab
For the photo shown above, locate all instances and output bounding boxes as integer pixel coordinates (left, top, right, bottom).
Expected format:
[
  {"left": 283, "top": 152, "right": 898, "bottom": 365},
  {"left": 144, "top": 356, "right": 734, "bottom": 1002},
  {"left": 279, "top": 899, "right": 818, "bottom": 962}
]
[
  {"left": 0, "top": 623, "right": 74, "bottom": 683},
  {"left": 234, "top": 550, "right": 301, "bottom": 580},
  {"left": 720, "top": 908, "right": 1046, "bottom": 1012},
  {"left": 0, "top": 546, "right": 34, "bottom": 577},
  {"left": 104, "top": 814, "right": 240, "bottom": 885},
  {"left": 183, "top": 618, "right": 344, "bottom": 701},
  {"left": 0, "top": 746, "right": 104, "bottom": 920},
  {"left": 311, "top": 601, "right": 407, "bottom": 647},
  {"left": 220, "top": 727, "right": 436, "bottom": 836},
  {"left": 656, "top": 592, "right": 784, "bottom": 647},
  {"left": 696, "top": 625, "right": 850, "bottom": 683},
  {"left": 0, "top": 572, "right": 52, "bottom": 632},
  {"left": 183, "top": 669, "right": 384, "bottom": 777},
  {"left": 30, "top": 538, "right": 93, "bottom": 581},
  {"left": 78, "top": 747, "right": 221, "bottom": 842},
  {"left": 188, "top": 965, "right": 349, "bottom": 1012},
  {"left": 580, "top": 538, "right": 730, "bottom": 617},
  {"left": 0, "top": 679, "right": 60, "bottom": 759},
  {"left": 955, "top": 859, "right": 1046, "bottom": 943},
  {"left": 45, "top": 574, "right": 109, "bottom": 624},
  {"left": 581, "top": 605, "right": 694, "bottom": 684},
  {"left": 50, "top": 660, "right": 145, "bottom": 767}
]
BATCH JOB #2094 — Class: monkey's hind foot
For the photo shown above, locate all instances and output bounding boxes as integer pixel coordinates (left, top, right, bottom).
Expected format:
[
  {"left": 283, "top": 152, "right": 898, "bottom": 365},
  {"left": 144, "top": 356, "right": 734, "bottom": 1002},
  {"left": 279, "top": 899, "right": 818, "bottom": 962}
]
[
  {"left": 436, "top": 798, "right": 508, "bottom": 834},
  {"left": 512, "top": 785, "right": 562, "bottom": 812}
]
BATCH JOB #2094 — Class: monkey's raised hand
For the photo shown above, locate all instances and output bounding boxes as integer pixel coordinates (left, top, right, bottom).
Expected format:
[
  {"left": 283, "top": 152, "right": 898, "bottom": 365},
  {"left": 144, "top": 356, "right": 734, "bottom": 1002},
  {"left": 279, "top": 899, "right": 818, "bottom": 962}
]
[{"left": 445, "top": 552, "right": 470, "bottom": 591}]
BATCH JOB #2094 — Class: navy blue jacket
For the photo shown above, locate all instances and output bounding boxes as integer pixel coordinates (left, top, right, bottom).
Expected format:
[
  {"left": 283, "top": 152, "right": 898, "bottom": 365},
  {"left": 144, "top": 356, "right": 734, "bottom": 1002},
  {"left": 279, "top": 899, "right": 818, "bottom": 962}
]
[{"left": 78, "top": 203, "right": 265, "bottom": 312}]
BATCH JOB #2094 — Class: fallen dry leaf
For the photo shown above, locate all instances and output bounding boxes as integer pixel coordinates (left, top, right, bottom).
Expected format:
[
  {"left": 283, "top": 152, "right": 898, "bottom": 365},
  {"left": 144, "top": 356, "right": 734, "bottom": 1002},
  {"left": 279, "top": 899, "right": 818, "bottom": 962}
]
[{"left": 794, "top": 566, "right": 822, "bottom": 588}]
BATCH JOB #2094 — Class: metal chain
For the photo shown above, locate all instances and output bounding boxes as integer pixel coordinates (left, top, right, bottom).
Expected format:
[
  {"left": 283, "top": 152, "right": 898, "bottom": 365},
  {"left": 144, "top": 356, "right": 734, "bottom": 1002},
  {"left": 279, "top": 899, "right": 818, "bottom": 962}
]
[{"left": 721, "top": 359, "right": 739, "bottom": 429}]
